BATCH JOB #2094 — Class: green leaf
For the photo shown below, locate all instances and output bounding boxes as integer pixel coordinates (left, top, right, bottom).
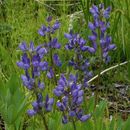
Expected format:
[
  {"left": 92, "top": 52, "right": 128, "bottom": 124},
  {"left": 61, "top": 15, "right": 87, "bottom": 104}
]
[
  {"left": 94, "top": 100, "right": 107, "bottom": 118},
  {"left": 123, "top": 117, "right": 130, "bottom": 130}
]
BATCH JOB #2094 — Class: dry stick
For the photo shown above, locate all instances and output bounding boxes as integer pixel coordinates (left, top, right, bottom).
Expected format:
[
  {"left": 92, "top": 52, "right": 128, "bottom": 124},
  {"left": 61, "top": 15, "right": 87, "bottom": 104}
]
[{"left": 88, "top": 61, "right": 129, "bottom": 84}]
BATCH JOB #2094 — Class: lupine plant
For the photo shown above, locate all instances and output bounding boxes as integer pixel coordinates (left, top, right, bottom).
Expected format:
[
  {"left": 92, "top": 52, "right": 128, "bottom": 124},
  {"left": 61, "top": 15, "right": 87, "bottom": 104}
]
[
  {"left": 64, "top": 31, "right": 94, "bottom": 88},
  {"left": 88, "top": 3, "right": 116, "bottom": 63},
  {"left": 17, "top": 17, "right": 62, "bottom": 130},
  {"left": 54, "top": 74, "right": 91, "bottom": 126},
  {"left": 17, "top": 41, "right": 54, "bottom": 130},
  {"left": 16, "top": 3, "right": 117, "bottom": 130},
  {"left": 88, "top": 4, "right": 116, "bottom": 106}
]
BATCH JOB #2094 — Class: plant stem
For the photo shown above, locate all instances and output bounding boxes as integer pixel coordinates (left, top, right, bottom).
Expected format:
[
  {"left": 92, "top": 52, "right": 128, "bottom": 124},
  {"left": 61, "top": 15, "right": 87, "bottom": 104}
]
[
  {"left": 72, "top": 119, "right": 76, "bottom": 130},
  {"left": 48, "top": 33, "right": 57, "bottom": 85},
  {"left": 41, "top": 115, "right": 49, "bottom": 130},
  {"left": 94, "top": 67, "right": 101, "bottom": 108}
]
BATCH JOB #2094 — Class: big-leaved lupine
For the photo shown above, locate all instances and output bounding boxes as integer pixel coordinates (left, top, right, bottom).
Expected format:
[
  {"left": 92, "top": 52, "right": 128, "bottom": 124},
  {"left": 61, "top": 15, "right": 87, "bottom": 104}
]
[
  {"left": 64, "top": 32, "right": 93, "bottom": 87},
  {"left": 89, "top": 3, "right": 116, "bottom": 63},
  {"left": 17, "top": 41, "right": 53, "bottom": 130},
  {"left": 54, "top": 74, "right": 91, "bottom": 127},
  {"left": 38, "top": 16, "right": 62, "bottom": 84}
]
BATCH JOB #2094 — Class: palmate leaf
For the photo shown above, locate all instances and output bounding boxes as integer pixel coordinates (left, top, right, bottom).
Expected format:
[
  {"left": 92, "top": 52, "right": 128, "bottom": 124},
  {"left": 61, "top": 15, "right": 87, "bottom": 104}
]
[
  {"left": 123, "top": 117, "right": 130, "bottom": 130},
  {"left": 0, "top": 74, "right": 28, "bottom": 130}
]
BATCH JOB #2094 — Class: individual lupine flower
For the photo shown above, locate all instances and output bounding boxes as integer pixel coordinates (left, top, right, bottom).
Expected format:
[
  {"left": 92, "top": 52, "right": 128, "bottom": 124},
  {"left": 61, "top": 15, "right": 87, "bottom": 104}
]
[
  {"left": 75, "top": 109, "right": 91, "bottom": 122},
  {"left": 103, "top": 6, "right": 111, "bottom": 19},
  {"left": 47, "top": 67, "right": 54, "bottom": 79},
  {"left": 38, "top": 80, "right": 45, "bottom": 90},
  {"left": 38, "top": 25, "right": 47, "bottom": 36},
  {"left": 62, "top": 115, "right": 68, "bottom": 124},
  {"left": 21, "top": 74, "right": 34, "bottom": 90},
  {"left": 32, "top": 54, "right": 41, "bottom": 67},
  {"left": 19, "top": 42, "right": 28, "bottom": 51},
  {"left": 39, "top": 61, "right": 48, "bottom": 71},
  {"left": 90, "top": 5, "right": 99, "bottom": 18},
  {"left": 46, "top": 16, "right": 52, "bottom": 22},
  {"left": 89, "top": 3, "right": 116, "bottom": 63},
  {"left": 54, "top": 74, "right": 91, "bottom": 124},
  {"left": 44, "top": 94, "right": 54, "bottom": 112},
  {"left": 37, "top": 47, "right": 47, "bottom": 59},
  {"left": 27, "top": 109, "right": 36, "bottom": 116},
  {"left": 52, "top": 20, "right": 60, "bottom": 30},
  {"left": 53, "top": 53, "right": 62, "bottom": 67},
  {"left": 17, "top": 53, "right": 30, "bottom": 70},
  {"left": 48, "top": 38, "right": 61, "bottom": 49}
]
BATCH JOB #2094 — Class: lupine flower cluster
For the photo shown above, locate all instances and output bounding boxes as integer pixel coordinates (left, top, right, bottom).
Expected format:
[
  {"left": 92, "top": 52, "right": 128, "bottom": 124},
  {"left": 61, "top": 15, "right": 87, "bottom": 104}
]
[
  {"left": 54, "top": 74, "right": 91, "bottom": 124},
  {"left": 17, "top": 41, "right": 54, "bottom": 116},
  {"left": 88, "top": 4, "right": 116, "bottom": 63},
  {"left": 64, "top": 32, "right": 93, "bottom": 87},
  {"left": 38, "top": 16, "right": 62, "bottom": 80},
  {"left": 17, "top": 3, "right": 116, "bottom": 129}
]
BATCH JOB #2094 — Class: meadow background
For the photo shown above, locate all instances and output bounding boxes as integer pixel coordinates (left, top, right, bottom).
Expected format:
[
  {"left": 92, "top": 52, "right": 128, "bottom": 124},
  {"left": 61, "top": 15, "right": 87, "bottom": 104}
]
[{"left": 0, "top": 0, "right": 130, "bottom": 130}]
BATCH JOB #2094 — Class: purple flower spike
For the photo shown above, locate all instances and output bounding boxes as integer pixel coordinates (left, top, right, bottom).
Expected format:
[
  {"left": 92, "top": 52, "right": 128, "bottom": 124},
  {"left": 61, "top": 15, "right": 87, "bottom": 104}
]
[
  {"left": 88, "top": 3, "right": 116, "bottom": 63},
  {"left": 17, "top": 16, "right": 61, "bottom": 119},
  {"left": 54, "top": 74, "right": 90, "bottom": 123}
]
